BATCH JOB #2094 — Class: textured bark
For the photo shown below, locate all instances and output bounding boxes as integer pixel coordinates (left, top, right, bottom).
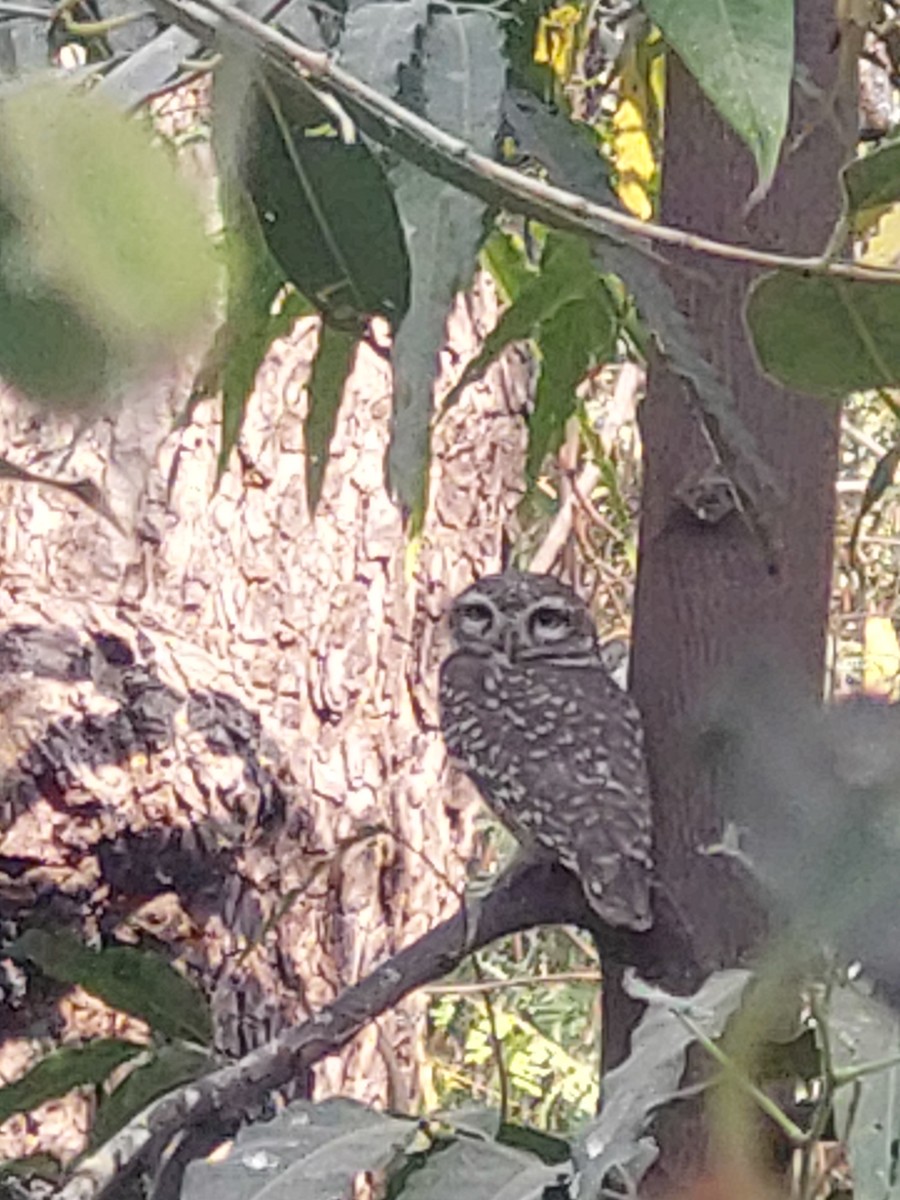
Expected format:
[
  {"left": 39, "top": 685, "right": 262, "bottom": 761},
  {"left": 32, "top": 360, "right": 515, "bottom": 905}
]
[
  {"left": 626, "top": 0, "right": 854, "bottom": 1186},
  {"left": 0, "top": 279, "right": 530, "bottom": 1161}
]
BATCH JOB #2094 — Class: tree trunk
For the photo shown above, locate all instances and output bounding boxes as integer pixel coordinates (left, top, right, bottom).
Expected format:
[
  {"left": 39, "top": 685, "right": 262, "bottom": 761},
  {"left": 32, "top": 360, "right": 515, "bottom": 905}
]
[
  {"left": 624, "top": 0, "right": 855, "bottom": 1182},
  {"left": 0, "top": 274, "right": 529, "bottom": 1162}
]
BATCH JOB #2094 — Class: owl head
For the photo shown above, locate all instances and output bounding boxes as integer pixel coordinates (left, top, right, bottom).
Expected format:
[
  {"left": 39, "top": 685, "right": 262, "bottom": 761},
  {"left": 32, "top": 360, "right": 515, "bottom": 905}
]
[{"left": 447, "top": 571, "right": 599, "bottom": 664}]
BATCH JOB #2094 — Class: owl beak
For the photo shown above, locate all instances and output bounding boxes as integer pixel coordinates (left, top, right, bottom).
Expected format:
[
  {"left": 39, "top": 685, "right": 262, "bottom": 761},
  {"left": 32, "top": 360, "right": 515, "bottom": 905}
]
[{"left": 502, "top": 627, "right": 519, "bottom": 662}]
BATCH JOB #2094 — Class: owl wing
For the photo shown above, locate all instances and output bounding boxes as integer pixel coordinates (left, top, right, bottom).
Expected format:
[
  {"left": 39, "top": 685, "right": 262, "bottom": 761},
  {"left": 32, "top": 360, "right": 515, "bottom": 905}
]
[{"left": 526, "top": 668, "right": 653, "bottom": 931}]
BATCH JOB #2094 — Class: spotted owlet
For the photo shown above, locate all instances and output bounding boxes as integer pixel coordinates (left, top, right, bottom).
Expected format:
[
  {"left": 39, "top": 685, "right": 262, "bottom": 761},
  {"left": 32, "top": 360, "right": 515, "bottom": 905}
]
[{"left": 439, "top": 571, "right": 653, "bottom": 930}]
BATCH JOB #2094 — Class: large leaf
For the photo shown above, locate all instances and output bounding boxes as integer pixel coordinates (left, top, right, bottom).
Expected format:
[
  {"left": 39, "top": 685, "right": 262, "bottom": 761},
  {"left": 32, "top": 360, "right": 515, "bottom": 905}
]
[
  {"left": 0, "top": 80, "right": 216, "bottom": 408},
  {"left": 746, "top": 271, "right": 900, "bottom": 397},
  {"left": 575, "top": 969, "right": 752, "bottom": 1193},
  {"left": 643, "top": 0, "right": 792, "bottom": 195},
  {"left": 388, "top": 8, "right": 506, "bottom": 522},
  {"left": 0, "top": 1040, "right": 144, "bottom": 1125},
  {"left": 830, "top": 979, "right": 900, "bottom": 1200},
  {"left": 12, "top": 929, "right": 213, "bottom": 1045},
  {"left": 228, "top": 67, "right": 409, "bottom": 329},
  {"left": 339, "top": 0, "right": 429, "bottom": 99},
  {"left": 305, "top": 324, "right": 358, "bottom": 510},
  {"left": 182, "top": 1097, "right": 561, "bottom": 1200}
]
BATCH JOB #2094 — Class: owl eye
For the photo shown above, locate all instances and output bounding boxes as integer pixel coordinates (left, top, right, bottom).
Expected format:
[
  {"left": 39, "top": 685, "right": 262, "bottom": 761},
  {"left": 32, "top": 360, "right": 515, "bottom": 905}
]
[
  {"left": 456, "top": 602, "right": 494, "bottom": 637},
  {"left": 528, "top": 606, "right": 571, "bottom": 639}
]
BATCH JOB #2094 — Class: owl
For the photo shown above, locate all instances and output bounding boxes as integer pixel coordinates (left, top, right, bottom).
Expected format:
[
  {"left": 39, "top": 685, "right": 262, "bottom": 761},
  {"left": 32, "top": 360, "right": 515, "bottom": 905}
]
[{"left": 439, "top": 571, "right": 653, "bottom": 931}]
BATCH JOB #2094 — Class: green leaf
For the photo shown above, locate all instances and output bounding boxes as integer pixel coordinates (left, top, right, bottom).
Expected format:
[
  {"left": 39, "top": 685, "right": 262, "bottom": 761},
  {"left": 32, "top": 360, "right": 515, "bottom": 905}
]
[
  {"left": 844, "top": 137, "right": 900, "bottom": 215},
  {"left": 643, "top": 0, "right": 792, "bottom": 194},
  {"left": 0, "top": 79, "right": 216, "bottom": 408},
  {"left": 91, "top": 1043, "right": 211, "bottom": 1148},
  {"left": 746, "top": 271, "right": 900, "bottom": 397},
  {"left": 12, "top": 930, "right": 213, "bottom": 1046},
  {"left": 388, "top": 8, "right": 506, "bottom": 523},
  {"left": 504, "top": 91, "right": 776, "bottom": 534},
  {"left": 225, "top": 67, "right": 410, "bottom": 328},
  {"left": 447, "top": 231, "right": 611, "bottom": 410},
  {"left": 528, "top": 289, "right": 617, "bottom": 482},
  {"left": 305, "top": 324, "right": 358, "bottom": 511},
  {"left": 479, "top": 229, "right": 534, "bottom": 304},
  {"left": 0, "top": 1040, "right": 145, "bottom": 1124},
  {"left": 0, "top": 1154, "right": 63, "bottom": 1183}
]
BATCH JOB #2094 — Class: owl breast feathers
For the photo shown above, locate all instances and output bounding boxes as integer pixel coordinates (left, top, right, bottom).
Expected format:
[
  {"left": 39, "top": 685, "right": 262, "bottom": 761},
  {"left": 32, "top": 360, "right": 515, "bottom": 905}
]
[{"left": 438, "top": 571, "right": 653, "bottom": 931}]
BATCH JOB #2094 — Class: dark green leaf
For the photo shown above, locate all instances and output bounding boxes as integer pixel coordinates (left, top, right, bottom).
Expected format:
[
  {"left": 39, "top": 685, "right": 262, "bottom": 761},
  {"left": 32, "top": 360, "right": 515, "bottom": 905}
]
[
  {"left": 844, "top": 137, "right": 900, "bottom": 215},
  {"left": 0, "top": 1040, "right": 145, "bottom": 1125},
  {"left": 305, "top": 324, "right": 358, "bottom": 511},
  {"left": 746, "top": 271, "right": 900, "bottom": 397},
  {"left": 0, "top": 1154, "right": 63, "bottom": 1182},
  {"left": 497, "top": 1122, "right": 570, "bottom": 1165},
  {"left": 388, "top": 8, "right": 505, "bottom": 522},
  {"left": 228, "top": 67, "right": 409, "bottom": 328},
  {"left": 91, "top": 1044, "right": 211, "bottom": 1147},
  {"left": 643, "top": 0, "right": 792, "bottom": 194},
  {"left": 12, "top": 930, "right": 213, "bottom": 1045}
]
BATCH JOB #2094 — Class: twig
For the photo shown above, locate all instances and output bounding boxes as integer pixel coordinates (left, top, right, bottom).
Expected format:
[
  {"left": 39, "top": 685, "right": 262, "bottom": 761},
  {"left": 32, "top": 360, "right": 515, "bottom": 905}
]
[{"left": 150, "top": 0, "right": 900, "bottom": 286}]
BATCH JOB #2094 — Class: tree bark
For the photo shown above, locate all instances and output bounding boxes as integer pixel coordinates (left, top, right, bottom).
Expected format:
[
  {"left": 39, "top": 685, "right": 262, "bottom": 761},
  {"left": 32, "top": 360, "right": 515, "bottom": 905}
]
[{"left": 624, "top": 0, "right": 855, "bottom": 1182}]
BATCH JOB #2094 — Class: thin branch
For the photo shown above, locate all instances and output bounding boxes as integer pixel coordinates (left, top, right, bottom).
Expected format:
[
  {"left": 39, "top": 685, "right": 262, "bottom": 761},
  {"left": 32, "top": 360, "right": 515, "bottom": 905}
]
[{"left": 152, "top": 0, "right": 900, "bottom": 286}]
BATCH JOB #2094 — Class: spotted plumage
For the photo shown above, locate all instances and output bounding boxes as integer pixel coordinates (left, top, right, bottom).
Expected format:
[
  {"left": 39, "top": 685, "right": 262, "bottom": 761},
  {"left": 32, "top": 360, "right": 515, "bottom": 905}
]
[{"left": 439, "top": 571, "right": 652, "bottom": 930}]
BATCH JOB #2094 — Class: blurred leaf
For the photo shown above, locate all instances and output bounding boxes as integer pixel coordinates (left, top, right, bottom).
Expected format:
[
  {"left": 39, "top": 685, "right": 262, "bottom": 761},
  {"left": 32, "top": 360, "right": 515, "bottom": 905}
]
[
  {"left": 339, "top": 0, "right": 429, "bottom": 98},
  {"left": 497, "top": 1121, "right": 571, "bottom": 1165},
  {"left": 305, "top": 324, "right": 357, "bottom": 511},
  {"left": 388, "top": 8, "right": 505, "bottom": 524},
  {"left": 575, "top": 969, "right": 752, "bottom": 1193},
  {"left": 830, "top": 978, "right": 900, "bottom": 1200},
  {"left": 0, "top": 1040, "right": 144, "bottom": 1124},
  {"left": 643, "top": 0, "right": 792, "bottom": 195},
  {"left": 704, "top": 663, "right": 900, "bottom": 992},
  {"left": 229, "top": 67, "right": 409, "bottom": 328},
  {"left": 746, "top": 271, "right": 900, "bottom": 397},
  {"left": 91, "top": 1043, "right": 211, "bottom": 1147},
  {"left": 0, "top": 79, "right": 216, "bottom": 409},
  {"left": 12, "top": 929, "right": 213, "bottom": 1045}
]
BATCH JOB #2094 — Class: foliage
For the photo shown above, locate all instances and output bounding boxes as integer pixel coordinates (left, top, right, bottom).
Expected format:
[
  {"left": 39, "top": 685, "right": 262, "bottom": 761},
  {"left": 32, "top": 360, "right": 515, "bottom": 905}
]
[
  {"left": 0, "top": 931, "right": 214, "bottom": 1174},
  {"left": 6, "top": 0, "right": 900, "bottom": 1195},
  {"left": 4, "top": 0, "right": 899, "bottom": 529}
]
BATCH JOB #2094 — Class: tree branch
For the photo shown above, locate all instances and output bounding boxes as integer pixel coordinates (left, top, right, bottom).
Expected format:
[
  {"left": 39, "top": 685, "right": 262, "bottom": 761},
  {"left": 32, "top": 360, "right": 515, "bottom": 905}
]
[
  {"left": 55, "top": 855, "right": 691, "bottom": 1200},
  {"left": 152, "top": 0, "right": 900, "bottom": 286}
]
